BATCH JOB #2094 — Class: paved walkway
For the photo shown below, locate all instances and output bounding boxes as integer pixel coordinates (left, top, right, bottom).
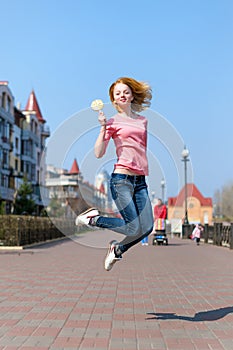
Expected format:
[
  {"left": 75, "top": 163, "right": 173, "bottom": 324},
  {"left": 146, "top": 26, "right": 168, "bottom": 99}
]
[{"left": 0, "top": 231, "right": 233, "bottom": 350}]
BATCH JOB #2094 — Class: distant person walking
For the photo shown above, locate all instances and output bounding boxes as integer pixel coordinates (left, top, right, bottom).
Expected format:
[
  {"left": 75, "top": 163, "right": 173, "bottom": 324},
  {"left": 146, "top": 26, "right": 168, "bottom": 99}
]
[
  {"left": 76, "top": 77, "right": 154, "bottom": 271},
  {"left": 191, "top": 224, "right": 203, "bottom": 245}
]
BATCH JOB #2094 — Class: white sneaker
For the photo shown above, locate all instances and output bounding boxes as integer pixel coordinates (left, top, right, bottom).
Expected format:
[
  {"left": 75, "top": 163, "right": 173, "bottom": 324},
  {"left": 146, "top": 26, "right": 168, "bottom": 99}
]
[
  {"left": 104, "top": 240, "right": 122, "bottom": 271},
  {"left": 75, "top": 208, "right": 99, "bottom": 227}
]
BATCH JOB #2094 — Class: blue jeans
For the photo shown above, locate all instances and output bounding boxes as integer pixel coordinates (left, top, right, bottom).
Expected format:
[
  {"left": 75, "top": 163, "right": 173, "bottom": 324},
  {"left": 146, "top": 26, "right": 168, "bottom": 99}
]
[
  {"left": 95, "top": 173, "right": 154, "bottom": 255},
  {"left": 141, "top": 236, "right": 148, "bottom": 244}
]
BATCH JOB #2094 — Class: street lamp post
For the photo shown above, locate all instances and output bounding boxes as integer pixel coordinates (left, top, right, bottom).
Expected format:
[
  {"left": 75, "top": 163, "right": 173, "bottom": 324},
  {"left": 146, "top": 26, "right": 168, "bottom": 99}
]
[
  {"left": 181, "top": 146, "right": 189, "bottom": 225},
  {"left": 151, "top": 191, "right": 155, "bottom": 205},
  {"left": 161, "top": 178, "right": 165, "bottom": 204}
]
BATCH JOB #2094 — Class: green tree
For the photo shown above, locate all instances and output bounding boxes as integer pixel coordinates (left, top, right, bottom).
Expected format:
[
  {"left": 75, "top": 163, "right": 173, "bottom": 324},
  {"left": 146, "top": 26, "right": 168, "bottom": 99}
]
[
  {"left": 13, "top": 178, "right": 36, "bottom": 215},
  {"left": 0, "top": 199, "right": 5, "bottom": 215},
  {"left": 214, "top": 181, "right": 233, "bottom": 221},
  {"left": 47, "top": 194, "right": 65, "bottom": 217}
]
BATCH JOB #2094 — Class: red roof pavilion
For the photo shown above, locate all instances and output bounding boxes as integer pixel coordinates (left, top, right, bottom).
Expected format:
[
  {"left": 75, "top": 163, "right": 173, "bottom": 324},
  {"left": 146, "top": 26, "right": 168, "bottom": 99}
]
[{"left": 168, "top": 183, "right": 212, "bottom": 207}]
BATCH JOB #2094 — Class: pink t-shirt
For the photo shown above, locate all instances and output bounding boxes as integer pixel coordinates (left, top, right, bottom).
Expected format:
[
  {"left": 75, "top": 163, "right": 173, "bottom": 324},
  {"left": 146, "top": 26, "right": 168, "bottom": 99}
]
[{"left": 103, "top": 113, "right": 148, "bottom": 175}]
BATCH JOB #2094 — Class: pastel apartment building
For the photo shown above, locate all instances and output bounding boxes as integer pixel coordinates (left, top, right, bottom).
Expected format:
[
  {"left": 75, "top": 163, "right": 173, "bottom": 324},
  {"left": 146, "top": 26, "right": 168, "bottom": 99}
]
[{"left": 0, "top": 81, "right": 50, "bottom": 214}]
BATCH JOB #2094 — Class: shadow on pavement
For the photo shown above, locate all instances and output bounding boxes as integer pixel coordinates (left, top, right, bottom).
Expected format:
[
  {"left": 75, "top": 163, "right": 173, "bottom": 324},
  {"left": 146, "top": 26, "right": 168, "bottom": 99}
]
[
  {"left": 146, "top": 306, "right": 233, "bottom": 322},
  {"left": 26, "top": 237, "right": 71, "bottom": 250},
  {"left": 0, "top": 239, "right": 70, "bottom": 254},
  {"left": 0, "top": 250, "right": 34, "bottom": 255},
  {"left": 163, "top": 243, "right": 185, "bottom": 246}
]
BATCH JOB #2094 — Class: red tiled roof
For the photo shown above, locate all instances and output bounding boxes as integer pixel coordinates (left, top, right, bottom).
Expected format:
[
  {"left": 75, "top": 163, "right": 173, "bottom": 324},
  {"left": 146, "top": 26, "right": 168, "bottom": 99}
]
[
  {"left": 168, "top": 183, "right": 212, "bottom": 207},
  {"left": 69, "top": 159, "right": 80, "bottom": 174},
  {"left": 25, "top": 90, "right": 46, "bottom": 123}
]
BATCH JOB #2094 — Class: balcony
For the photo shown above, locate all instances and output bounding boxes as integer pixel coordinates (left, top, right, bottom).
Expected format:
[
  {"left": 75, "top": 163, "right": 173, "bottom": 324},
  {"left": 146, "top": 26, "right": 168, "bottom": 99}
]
[
  {"left": 0, "top": 107, "right": 14, "bottom": 124},
  {"left": 1, "top": 136, "right": 8, "bottom": 143},
  {"left": 12, "top": 170, "right": 24, "bottom": 178},
  {"left": 41, "top": 125, "right": 50, "bottom": 137},
  {"left": 0, "top": 186, "right": 14, "bottom": 201},
  {"left": 49, "top": 190, "right": 79, "bottom": 199},
  {"left": 2, "top": 163, "right": 9, "bottom": 170},
  {"left": 21, "top": 130, "right": 39, "bottom": 143},
  {"left": 1, "top": 137, "right": 12, "bottom": 152}
]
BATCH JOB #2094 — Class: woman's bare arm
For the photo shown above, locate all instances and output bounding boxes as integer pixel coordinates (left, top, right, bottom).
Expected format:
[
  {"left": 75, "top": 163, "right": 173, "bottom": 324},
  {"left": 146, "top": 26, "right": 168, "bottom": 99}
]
[{"left": 94, "top": 111, "right": 107, "bottom": 158}]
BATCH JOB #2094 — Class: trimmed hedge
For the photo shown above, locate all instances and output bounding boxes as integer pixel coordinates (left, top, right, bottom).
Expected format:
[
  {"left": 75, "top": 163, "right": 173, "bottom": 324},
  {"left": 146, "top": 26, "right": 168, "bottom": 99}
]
[{"left": 0, "top": 215, "right": 75, "bottom": 246}]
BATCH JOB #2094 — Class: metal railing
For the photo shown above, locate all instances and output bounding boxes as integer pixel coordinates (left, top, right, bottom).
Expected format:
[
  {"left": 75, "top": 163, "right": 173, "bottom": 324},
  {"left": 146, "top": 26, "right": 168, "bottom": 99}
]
[{"left": 182, "top": 223, "right": 233, "bottom": 249}]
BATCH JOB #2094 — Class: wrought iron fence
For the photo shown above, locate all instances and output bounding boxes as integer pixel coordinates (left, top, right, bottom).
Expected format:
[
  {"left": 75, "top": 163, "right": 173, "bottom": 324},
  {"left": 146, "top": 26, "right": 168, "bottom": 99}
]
[{"left": 182, "top": 222, "right": 233, "bottom": 249}]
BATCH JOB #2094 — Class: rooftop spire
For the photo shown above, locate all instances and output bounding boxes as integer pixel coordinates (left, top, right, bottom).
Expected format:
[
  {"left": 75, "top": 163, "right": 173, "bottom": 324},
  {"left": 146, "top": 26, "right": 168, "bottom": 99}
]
[
  {"left": 69, "top": 159, "right": 80, "bottom": 175},
  {"left": 25, "top": 90, "right": 46, "bottom": 123}
]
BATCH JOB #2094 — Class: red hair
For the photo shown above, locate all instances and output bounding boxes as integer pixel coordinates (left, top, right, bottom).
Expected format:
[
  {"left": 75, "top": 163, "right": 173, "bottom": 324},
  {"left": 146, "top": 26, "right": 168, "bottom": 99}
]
[{"left": 109, "top": 77, "right": 152, "bottom": 112}]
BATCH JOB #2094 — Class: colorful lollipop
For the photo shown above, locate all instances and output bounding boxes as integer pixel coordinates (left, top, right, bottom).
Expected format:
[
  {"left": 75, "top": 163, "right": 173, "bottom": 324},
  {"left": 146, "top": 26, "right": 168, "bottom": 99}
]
[{"left": 91, "top": 99, "right": 104, "bottom": 111}]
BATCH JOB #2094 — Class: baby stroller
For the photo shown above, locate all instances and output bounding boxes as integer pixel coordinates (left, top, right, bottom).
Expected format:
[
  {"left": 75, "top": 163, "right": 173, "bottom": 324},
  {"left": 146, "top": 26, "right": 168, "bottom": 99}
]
[{"left": 152, "top": 218, "right": 168, "bottom": 245}]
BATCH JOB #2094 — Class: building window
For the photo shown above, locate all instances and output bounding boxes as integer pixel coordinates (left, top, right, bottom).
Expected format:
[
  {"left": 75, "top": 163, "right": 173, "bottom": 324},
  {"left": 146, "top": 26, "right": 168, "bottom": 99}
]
[
  {"left": 3, "top": 150, "right": 8, "bottom": 167},
  {"left": 15, "top": 159, "right": 18, "bottom": 171},
  {"left": 26, "top": 163, "right": 30, "bottom": 176},
  {"left": 1, "top": 174, "right": 8, "bottom": 187},
  {"left": 204, "top": 211, "right": 209, "bottom": 224},
  {"left": 31, "top": 164, "right": 36, "bottom": 181},
  {"left": 7, "top": 96, "right": 11, "bottom": 113},
  {"left": 37, "top": 151, "right": 40, "bottom": 166},
  {"left": 35, "top": 122, "right": 38, "bottom": 135},
  {"left": 0, "top": 118, "right": 2, "bottom": 135},
  {"left": 1, "top": 92, "right": 6, "bottom": 109},
  {"left": 21, "top": 140, "right": 33, "bottom": 157}
]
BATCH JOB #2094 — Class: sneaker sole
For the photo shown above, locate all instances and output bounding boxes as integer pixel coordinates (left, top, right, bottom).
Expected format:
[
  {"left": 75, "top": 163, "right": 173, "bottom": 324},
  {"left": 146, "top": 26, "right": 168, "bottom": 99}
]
[
  {"left": 78, "top": 207, "right": 98, "bottom": 216},
  {"left": 75, "top": 208, "right": 99, "bottom": 226},
  {"left": 104, "top": 240, "right": 121, "bottom": 271}
]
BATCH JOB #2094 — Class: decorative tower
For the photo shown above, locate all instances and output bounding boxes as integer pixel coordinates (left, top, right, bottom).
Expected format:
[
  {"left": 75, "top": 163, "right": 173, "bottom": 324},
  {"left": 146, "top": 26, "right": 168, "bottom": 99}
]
[{"left": 23, "top": 90, "right": 50, "bottom": 212}]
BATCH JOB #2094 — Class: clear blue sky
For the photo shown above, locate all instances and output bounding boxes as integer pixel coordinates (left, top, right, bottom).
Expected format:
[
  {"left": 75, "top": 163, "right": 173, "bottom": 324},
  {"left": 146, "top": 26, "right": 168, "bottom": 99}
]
[{"left": 2, "top": 0, "right": 233, "bottom": 200}]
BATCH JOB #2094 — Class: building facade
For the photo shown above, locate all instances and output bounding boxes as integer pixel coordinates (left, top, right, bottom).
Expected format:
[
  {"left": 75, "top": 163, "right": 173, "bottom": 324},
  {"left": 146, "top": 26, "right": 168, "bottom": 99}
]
[
  {"left": 0, "top": 82, "right": 50, "bottom": 214},
  {"left": 0, "top": 81, "right": 15, "bottom": 212},
  {"left": 45, "top": 159, "right": 108, "bottom": 218},
  {"left": 168, "top": 183, "right": 213, "bottom": 233}
]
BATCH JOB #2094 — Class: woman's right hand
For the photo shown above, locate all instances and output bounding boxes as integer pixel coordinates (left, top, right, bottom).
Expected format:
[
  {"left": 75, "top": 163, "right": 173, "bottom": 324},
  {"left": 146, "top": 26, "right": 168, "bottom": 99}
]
[{"left": 98, "top": 111, "right": 106, "bottom": 126}]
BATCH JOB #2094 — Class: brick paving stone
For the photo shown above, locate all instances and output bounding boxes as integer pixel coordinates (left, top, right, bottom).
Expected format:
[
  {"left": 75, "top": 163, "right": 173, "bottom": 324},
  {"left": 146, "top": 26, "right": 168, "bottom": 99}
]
[{"left": 0, "top": 233, "right": 233, "bottom": 349}]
